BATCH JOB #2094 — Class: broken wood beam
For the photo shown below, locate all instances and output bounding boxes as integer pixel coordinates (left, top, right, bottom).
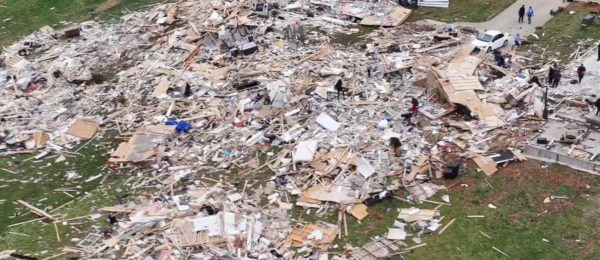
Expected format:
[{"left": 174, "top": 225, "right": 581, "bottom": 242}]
[{"left": 16, "top": 200, "right": 57, "bottom": 221}]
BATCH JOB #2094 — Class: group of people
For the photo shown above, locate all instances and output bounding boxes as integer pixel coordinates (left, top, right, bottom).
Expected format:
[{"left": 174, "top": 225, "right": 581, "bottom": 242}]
[
  {"left": 518, "top": 5, "right": 534, "bottom": 24},
  {"left": 543, "top": 63, "right": 586, "bottom": 88}
]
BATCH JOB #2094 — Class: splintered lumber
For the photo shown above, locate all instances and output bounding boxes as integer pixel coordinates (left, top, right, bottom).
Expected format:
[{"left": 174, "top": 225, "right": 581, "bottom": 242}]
[
  {"left": 16, "top": 200, "right": 57, "bottom": 221},
  {"left": 438, "top": 218, "right": 456, "bottom": 235},
  {"left": 184, "top": 43, "right": 202, "bottom": 64},
  {"left": 492, "top": 246, "right": 510, "bottom": 257},
  {"left": 53, "top": 222, "right": 61, "bottom": 241},
  {"left": 407, "top": 156, "right": 427, "bottom": 181}
]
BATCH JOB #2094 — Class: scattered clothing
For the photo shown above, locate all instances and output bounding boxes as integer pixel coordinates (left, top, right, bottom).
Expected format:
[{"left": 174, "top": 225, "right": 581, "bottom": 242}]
[
  {"left": 401, "top": 112, "right": 413, "bottom": 126},
  {"left": 577, "top": 64, "right": 586, "bottom": 84},
  {"left": 518, "top": 5, "right": 525, "bottom": 23},
  {"left": 527, "top": 7, "right": 534, "bottom": 24},
  {"left": 165, "top": 121, "right": 191, "bottom": 133}
]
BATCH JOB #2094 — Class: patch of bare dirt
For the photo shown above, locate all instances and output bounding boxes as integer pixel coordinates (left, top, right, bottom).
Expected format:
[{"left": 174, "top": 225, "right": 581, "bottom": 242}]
[
  {"left": 567, "top": 2, "right": 600, "bottom": 11},
  {"left": 96, "top": 0, "right": 122, "bottom": 12}
]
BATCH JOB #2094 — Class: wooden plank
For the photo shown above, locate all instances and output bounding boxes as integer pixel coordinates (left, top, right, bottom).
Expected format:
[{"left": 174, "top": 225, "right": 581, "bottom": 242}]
[
  {"left": 104, "top": 236, "right": 119, "bottom": 248},
  {"left": 99, "top": 206, "right": 133, "bottom": 213},
  {"left": 152, "top": 80, "right": 172, "bottom": 98},
  {"left": 438, "top": 218, "right": 456, "bottom": 235},
  {"left": 448, "top": 76, "right": 484, "bottom": 91},
  {"left": 347, "top": 101, "right": 379, "bottom": 105},
  {"left": 32, "top": 133, "right": 50, "bottom": 148},
  {"left": 510, "top": 149, "right": 528, "bottom": 161},
  {"left": 407, "top": 156, "right": 427, "bottom": 181},
  {"left": 415, "top": 40, "right": 457, "bottom": 53},
  {"left": 397, "top": 208, "right": 439, "bottom": 222},
  {"left": 16, "top": 200, "right": 57, "bottom": 221},
  {"left": 165, "top": 6, "right": 177, "bottom": 24},
  {"left": 472, "top": 156, "right": 497, "bottom": 176}
]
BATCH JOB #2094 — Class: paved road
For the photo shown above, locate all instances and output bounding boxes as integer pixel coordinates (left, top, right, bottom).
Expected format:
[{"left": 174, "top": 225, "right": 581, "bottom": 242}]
[{"left": 457, "top": 0, "right": 569, "bottom": 37}]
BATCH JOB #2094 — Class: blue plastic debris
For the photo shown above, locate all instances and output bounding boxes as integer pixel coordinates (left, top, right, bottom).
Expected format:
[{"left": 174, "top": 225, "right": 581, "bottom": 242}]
[{"left": 165, "top": 121, "right": 191, "bottom": 133}]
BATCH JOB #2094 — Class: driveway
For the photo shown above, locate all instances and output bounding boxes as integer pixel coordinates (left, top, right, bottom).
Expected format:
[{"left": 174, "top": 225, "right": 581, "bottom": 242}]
[{"left": 457, "top": 0, "right": 569, "bottom": 37}]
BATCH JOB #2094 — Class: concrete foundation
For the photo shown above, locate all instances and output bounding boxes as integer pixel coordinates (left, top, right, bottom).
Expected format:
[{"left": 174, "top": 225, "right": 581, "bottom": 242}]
[
  {"left": 585, "top": 110, "right": 600, "bottom": 127},
  {"left": 523, "top": 145, "right": 600, "bottom": 175},
  {"left": 536, "top": 120, "right": 585, "bottom": 141}
]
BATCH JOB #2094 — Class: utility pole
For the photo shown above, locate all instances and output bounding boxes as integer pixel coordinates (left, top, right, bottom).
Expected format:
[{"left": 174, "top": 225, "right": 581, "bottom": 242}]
[{"left": 542, "top": 85, "right": 549, "bottom": 119}]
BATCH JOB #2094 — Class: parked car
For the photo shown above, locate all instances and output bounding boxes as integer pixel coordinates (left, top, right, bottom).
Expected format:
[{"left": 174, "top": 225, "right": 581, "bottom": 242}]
[{"left": 471, "top": 30, "right": 510, "bottom": 52}]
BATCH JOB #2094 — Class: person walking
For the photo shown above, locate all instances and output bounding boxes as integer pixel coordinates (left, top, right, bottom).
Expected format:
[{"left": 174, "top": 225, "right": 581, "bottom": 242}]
[
  {"left": 389, "top": 137, "right": 401, "bottom": 157},
  {"left": 552, "top": 69, "right": 562, "bottom": 88},
  {"left": 597, "top": 42, "right": 600, "bottom": 61},
  {"left": 577, "top": 64, "right": 586, "bottom": 84},
  {"left": 527, "top": 7, "right": 534, "bottom": 24},
  {"left": 518, "top": 5, "right": 525, "bottom": 23},
  {"left": 548, "top": 63, "right": 557, "bottom": 84},
  {"left": 494, "top": 50, "right": 506, "bottom": 67},
  {"left": 411, "top": 97, "right": 419, "bottom": 117},
  {"left": 334, "top": 79, "right": 345, "bottom": 100}
]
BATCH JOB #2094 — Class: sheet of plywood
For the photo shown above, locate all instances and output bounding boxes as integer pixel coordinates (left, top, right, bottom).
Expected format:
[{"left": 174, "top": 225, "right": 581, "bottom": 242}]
[
  {"left": 189, "top": 63, "right": 213, "bottom": 72},
  {"left": 448, "top": 75, "right": 484, "bottom": 91},
  {"left": 32, "top": 133, "right": 49, "bottom": 147},
  {"left": 208, "top": 66, "right": 230, "bottom": 79},
  {"left": 67, "top": 119, "right": 99, "bottom": 139},
  {"left": 306, "top": 184, "right": 356, "bottom": 204},
  {"left": 109, "top": 142, "right": 130, "bottom": 162},
  {"left": 388, "top": 7, "right": 412, "bottom": 26},
  {"left": 447, "top": 90, "right": 485, "bottom": 118},
  {"left": 308, "top": 47, "right": 335, "bottom": 61},
  {"left": 397, "top": 208, "right": 439, "bottom": 222},
  {"left": 349, "top": 204, "right": 369, "bottom": 220},
  {"left": 152, "top": 80, "right": 172, "bottom": 98},
  {"left": 448, "top": 45, "right": 480, "bottom": 76},
  {"left": 473, "top": 156, "right": 497, "bottom": 176},
  {"left": 274, "top": 40, "right": 284, "bottom": 49},
  {"left": 289, "top": 224, "right": 338, "bottom": 250}
]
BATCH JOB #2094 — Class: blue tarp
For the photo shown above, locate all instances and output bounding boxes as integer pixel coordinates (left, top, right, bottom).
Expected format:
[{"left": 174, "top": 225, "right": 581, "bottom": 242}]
[{"left": 165, "top": 121, "right": 191, "bottom": 133}]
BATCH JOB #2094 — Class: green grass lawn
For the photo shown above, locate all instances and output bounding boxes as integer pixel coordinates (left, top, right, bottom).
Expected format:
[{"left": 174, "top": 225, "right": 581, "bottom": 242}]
[
  {"left": 0, "top": 177, "right": 127, "bottom": 257},
  {"left": 409, "top": 0, "right": 517, "bottom": 23},
  {"left": 525, "top": 5, "right": 600, "bottom": 63},
  {"left": 0, "top": 0, "right": 166, "bottom": 47},
  {"left": 0, "top": 137, "right": 111, "bottom": 232},
  {"left": 405, "top": 162, "right": 600, "bottom": 260}
]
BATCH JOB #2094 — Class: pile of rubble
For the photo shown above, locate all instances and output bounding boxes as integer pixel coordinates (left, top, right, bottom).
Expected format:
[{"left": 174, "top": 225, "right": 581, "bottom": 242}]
[{"left": 2, "top": 0, "right": 600, "bottom": 259}]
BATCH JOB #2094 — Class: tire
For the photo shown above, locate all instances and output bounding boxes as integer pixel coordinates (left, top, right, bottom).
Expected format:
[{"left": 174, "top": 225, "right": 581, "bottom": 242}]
[{"left": 503, "top": 40, "right": 508, "bottom": 47}]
